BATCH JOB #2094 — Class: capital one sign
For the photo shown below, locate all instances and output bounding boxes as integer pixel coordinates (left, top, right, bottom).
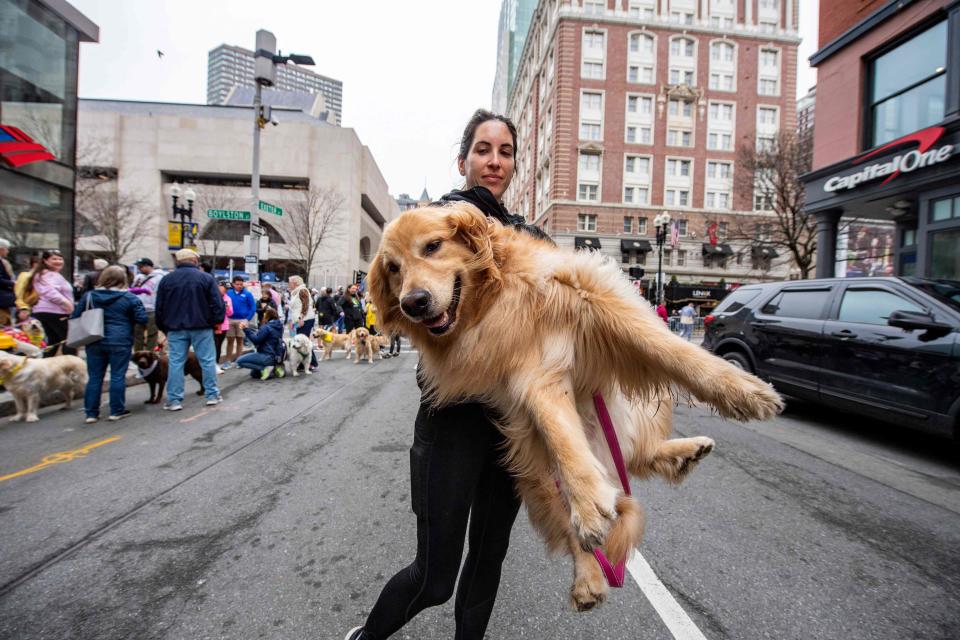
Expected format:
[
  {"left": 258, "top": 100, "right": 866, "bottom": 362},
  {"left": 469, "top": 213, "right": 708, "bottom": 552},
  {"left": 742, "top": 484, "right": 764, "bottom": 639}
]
[{"left": 823, "top": 126, "right": 954, "bottom": 193}]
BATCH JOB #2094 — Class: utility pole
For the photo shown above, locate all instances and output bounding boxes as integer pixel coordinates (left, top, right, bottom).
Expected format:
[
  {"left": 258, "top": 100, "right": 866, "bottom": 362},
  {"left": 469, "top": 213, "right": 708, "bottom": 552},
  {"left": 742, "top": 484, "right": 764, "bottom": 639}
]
[{"left": 249, "top": 30, "right": 315, "bottom": 282}]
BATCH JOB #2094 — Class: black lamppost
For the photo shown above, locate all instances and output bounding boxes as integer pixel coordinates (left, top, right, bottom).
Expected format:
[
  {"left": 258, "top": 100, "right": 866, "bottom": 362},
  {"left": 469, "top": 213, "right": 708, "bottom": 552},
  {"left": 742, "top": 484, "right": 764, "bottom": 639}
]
[
  {"left": 169, "top": 183, "right": 196, "bottom": 250},
  {"left": 653, "top": 212, "right": 672, "bottom": 305}
]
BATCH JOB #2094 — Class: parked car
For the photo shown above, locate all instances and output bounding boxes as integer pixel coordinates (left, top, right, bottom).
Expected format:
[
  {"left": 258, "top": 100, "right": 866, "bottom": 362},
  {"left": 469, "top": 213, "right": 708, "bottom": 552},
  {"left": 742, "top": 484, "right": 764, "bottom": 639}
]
[{"left": 702, "top": 277, "right": 960, "bottom": 440}]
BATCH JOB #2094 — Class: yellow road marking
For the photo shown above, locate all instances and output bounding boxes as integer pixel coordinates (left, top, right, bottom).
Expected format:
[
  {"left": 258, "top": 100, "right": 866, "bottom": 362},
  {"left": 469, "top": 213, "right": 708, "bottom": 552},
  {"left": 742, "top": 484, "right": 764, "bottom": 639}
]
[
  {"left": 179, "top": 409, "right": 212, "bottom": 423},
  {"left": 0, "top": 436, "right": 122, "bottom": 483}
]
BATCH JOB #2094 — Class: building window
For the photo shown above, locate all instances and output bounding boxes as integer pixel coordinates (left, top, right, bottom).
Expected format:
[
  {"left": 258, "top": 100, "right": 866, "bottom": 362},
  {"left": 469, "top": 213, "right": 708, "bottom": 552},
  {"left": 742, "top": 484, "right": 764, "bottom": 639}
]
[
  {"left": 669, "top": 68, "right": 695, "bottom": 85},
  {"left": 707, "top": 161, "right": 732, "bottom": 179},
  {"left": 711, "top": 41, "right": 734, "bottom": 63},
  {"left": 756, "top": 135, "right": 775, "bottom": 152},
  {"left": 754, "top": 192, "right": 774, "bottom": 211},
  {"left": 671, "top": 11, "right": 694, "bottom": 24},
  {"left": 627, "top": 95, "right": 653, "bottom": 114},
  {"left": 623, "top": 186, "right": 649, "bottom": 204},
  {"left": 868, "top": 20, "right": 947, "bottom": 148},
  {"left": 719, "top": 221, "right": 728, "bottom": 239},
  {"left": 665, "top": 189, "right": 690, "bottom": 207},
  {"left": 677, "top": 219, "right": 688, "bottom": 236},
  {"left": 760, "top": 49, "right": 779, "bottom": 69},
  {"left": 578, "top": 183, "right": 600, "bottom": 201},
  {"left": 930, "top": 195, "right": 960, "bottom": 223},
  {"left": 625, "top": 155, "right": 650, "bottom": 175},
  {"left": 758, "top": 107, "right": 778, "bottom": 126},
  {"left": 580, "top": 122, "right": 601, "bottom": 140},
  {"left": 668, "top": 99, "right": 693, "bottom": 118},
  {"left": 709, "top": 102, "right": 733, "bottom": 122},
  {"left": 758, "top": 78, "right": 779, "bottom": 96},
  {"left": 670, "top": 37, "right": 695, "bottom": 58},
  {"left": 706, "top": 191, "right": 730, "bottom": 209},
  {"left": 710, "top": 73, "right": 734, "bottom": 91},
  {"left": 584, "top": 0, "right": 605, "bottom": 15},
  {"left": 677, "top": 250, "right": 686, "bottom": 266},
  {"left": 629, "top": 32, "right": 655, "bottom": 55},
  {"left": 638, "top": 217, "right": 648, "bottom": 235},
  {"left": 708, "top": 132, "right": 733, "bottom": 150},
  {"left": 667, "top": 129, "right": 692, "bottom": 147},
  {"left": 582, "top": 61, "right": 604, "bottom": 79},
  {"left": 623, "top": 216, "right": 633, "bottom": 233},
  {"left": 626, "top": 125, "right": 652, "bottom": 144},
  {"left": 578, "top": 213, "right": 598, "bottom": 231},
  {"left": 667, "top": 158, "right": 691, "bottom": 177}
]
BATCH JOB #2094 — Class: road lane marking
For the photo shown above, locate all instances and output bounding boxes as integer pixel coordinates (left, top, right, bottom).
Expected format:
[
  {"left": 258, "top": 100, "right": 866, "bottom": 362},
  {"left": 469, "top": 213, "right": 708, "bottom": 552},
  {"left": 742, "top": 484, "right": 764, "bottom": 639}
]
[
  {"left": 180, "top": 409, "right": 213, "bottom": 423},
  {"left": 627, "top": 550, "right": 709, "bottom": 640},
  {"left": 0, "top": 436, "right": 122, "bottom": 483}
]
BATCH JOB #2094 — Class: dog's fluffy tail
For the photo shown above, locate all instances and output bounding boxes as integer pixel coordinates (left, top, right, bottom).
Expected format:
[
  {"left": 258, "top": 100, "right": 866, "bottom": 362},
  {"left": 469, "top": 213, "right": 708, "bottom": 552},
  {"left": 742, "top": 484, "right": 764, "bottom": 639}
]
[{"left": 604, "top": 495, "right": 644, "bottom": 567}]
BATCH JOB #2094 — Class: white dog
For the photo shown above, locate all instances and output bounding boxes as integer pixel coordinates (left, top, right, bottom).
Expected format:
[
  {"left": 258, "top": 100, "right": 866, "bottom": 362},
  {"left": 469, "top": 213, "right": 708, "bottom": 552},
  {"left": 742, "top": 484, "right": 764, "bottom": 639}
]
[
  {"left": 0, "top": 352, "right": 87, "bottom": 422},
  {"left": 286, "top": 333, "right": 315, "bottom": 376}
]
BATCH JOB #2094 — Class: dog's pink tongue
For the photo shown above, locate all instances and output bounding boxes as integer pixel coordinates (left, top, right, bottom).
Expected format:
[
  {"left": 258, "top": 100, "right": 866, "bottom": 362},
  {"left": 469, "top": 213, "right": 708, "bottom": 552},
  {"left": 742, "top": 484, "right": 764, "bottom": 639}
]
[{"left": 423, "top": 312, "right": 448, "bottom": 328}]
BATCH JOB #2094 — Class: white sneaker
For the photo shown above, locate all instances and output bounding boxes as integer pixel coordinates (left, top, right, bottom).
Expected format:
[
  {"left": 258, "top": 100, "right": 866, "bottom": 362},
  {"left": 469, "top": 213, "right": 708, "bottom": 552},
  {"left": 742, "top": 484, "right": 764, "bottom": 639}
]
[
  {"left": 216, "top": 367, "right": 225, "bottom": 375},
  {"left": 84, "top": 416, "right": 98, "bottom": 424},
  {"left": 344, "top": 627, "right": 364, "bottom": 640},
  {"left": 163, "top": 403, "right": 182, "bottom": 411},
  {"left": 205, "top": 396, "right": 222, "bottom": 406}
]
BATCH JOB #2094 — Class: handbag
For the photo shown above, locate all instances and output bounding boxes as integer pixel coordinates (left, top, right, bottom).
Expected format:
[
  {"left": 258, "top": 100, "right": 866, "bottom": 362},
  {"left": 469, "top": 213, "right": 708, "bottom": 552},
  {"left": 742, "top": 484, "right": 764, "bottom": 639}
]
[{"left": 67, "top": 294, "right": 104, "bottom": 348}]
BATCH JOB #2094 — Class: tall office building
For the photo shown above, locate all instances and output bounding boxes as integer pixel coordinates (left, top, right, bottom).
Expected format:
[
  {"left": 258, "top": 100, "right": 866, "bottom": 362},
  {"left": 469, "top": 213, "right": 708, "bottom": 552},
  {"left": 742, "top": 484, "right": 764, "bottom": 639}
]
[
  {"left": 207, "top": 44, "right": 343, "bottom": 125},
  {"left": 492, "top": 0, "right": 538, "bottom": 113},
  {"left": 504, "top": 0, "right": 801, "bottom": 292}
]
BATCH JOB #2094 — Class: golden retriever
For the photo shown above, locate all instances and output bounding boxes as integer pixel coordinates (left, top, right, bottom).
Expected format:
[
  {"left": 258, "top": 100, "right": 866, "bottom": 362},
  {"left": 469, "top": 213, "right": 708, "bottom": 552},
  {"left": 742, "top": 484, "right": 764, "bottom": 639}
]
[
  {"left": 0, "top": 352, "right": 87, "bottom": 422},
  {"left": 352, "top": 327, "right": 375, "bottom": 364},
  {"left": 313, "top": 327, "right": 354, "bottom": 361},
  {"left": 369, "top": 203, "right": 783, "bottom": 610}
]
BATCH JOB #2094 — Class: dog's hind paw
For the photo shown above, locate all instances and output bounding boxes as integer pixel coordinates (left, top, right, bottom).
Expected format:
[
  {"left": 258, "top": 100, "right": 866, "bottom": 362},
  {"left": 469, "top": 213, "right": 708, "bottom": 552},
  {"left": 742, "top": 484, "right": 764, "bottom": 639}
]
[
  {"left": 570, "top": 573, "right": 607, "bottom": 612},
  {"left": 569, "top": 488, "right": 618, "bottom": 552}
]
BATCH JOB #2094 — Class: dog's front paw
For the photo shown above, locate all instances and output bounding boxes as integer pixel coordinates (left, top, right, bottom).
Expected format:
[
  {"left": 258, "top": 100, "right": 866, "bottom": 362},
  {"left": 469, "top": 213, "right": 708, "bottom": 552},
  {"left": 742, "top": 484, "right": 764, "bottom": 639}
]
[
  {"left": 569, "top": 485, "right": 618, "bottom": 551},
  {"left": 8, "top": 415, "right": 23, "bottom": 423},
  {"left": 713, "top": 368, "right": 784, "bottom": 421},
  {"left": 292, "top": 371, "right": 300, "bottom": 377},
  {"left": 25, "top": 415, "right": 39, "bottom": 423},
  {"left": 570, "top": 562, "right": 608, "bottom": 612}
]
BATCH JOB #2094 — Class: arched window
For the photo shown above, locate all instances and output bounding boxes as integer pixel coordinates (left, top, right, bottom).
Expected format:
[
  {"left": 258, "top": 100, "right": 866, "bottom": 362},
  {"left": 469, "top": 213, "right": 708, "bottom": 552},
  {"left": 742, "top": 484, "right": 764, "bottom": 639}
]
[
  {"left": 669, "top": 37, "right": 695, "bottom": 58},
  {"left": 711, "top": 41, "right": 735, "bottom": 63},
  {"left": 628, "top": 32, "right": 654, "bottom": 55},
  {"left": 199, "top": 219, "right": 286, "bottom": 244},
  {"left": 359, "top": 236, "right": 372, "bottom": 262}
]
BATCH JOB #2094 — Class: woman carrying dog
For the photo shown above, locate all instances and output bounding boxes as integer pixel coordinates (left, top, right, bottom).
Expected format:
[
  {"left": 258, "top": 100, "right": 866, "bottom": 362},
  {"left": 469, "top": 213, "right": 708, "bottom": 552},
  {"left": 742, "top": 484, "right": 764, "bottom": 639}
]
[
  {"left": 345, "top": 110, "right": 549, "bottom": 640},
  {"left": 73, "top": 265, "right": 147, "bottom": 422},
  {"left": 26, "top": 249, "right": 76, "bottom": 357}
]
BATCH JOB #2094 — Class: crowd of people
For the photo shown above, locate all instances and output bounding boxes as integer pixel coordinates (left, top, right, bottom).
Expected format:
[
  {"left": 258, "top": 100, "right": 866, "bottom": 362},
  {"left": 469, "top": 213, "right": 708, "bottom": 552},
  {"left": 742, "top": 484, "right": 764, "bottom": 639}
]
[{"left": 0, "top": 243, "right": 395, "bottom": 423}]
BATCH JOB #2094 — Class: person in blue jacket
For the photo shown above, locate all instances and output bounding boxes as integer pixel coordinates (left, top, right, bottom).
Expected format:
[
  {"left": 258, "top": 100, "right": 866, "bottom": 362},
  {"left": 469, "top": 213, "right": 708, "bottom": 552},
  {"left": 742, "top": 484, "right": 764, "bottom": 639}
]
[
  {"left": 235, "top": 307, "right": 285, "bottom": 380},
  {"left": 72, "top": 265, "right": 147, "bottom": 423},
  {"left": 224, "top": 275, "right": 256, "bottom": 368}
]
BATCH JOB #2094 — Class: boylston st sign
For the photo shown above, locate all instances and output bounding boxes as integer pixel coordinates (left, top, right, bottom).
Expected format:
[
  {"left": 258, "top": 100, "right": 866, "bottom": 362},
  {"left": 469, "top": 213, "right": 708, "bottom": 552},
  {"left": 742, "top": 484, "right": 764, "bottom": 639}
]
[{"left": 208, "top": 209, "right": 251, "bottom": 220}]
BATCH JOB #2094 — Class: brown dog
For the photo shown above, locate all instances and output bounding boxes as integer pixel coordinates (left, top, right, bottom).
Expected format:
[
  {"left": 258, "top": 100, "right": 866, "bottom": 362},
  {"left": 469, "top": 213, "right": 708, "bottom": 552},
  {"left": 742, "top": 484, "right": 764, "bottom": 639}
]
[
  {"left": 369, "top": 203, "right": 783, "bottom": 610},
  {"left": 132, "top": 350, "right": 205, "bottom": 404}
]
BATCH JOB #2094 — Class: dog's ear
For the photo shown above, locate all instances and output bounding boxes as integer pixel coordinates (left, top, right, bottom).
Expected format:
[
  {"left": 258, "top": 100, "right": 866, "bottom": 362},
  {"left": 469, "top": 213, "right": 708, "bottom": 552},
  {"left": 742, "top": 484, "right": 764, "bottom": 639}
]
[
  {"left": 369, "top": 252, "right": 402, "bottom": 331},
  {"left": 445, "top": 202, "right": 494, "bottom": 257}
]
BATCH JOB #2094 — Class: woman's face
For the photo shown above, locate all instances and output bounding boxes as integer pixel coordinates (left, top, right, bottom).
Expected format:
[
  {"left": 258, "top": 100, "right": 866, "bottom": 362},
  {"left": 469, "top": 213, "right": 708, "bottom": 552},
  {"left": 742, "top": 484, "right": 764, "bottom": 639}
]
[
  {"left": 458, "top": 120, "right": 515, "bottom": 201},
  {"left": 45, "top": 254, "right": 64, "bottom": 271}
]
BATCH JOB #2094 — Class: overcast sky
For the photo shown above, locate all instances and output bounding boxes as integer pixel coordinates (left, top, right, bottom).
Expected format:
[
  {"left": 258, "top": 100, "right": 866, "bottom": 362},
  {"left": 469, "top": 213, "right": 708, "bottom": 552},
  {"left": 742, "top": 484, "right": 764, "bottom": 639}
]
[{"left": 71, "top": 0, "right": 818, "bottom": 202}]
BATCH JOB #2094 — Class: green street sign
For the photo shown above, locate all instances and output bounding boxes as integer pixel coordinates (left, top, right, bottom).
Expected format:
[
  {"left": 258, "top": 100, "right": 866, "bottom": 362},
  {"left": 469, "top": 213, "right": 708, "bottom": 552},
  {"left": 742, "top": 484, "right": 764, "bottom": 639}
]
[
  {"left": 207, "top": 209, "right": 251, "bottom": 220},
  {"left": 258, "top": 200, "right": 282, "bottom": 217}
]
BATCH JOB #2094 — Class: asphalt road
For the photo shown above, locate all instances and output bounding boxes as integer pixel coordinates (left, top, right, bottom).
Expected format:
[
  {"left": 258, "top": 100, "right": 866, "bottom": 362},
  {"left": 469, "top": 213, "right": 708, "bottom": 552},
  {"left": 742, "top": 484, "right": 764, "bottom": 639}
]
[{"left": 0, "top": 352, "right": 957, "bottom": 639}]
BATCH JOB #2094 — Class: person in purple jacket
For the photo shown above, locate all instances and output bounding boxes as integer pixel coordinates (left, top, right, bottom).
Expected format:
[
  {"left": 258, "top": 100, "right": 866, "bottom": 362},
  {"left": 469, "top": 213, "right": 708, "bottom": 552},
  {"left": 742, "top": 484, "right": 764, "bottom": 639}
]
[
  {"left": 25, "top": 249, "right": 76, "bottom": 357},
  {"left": 224, "top": 275, "right": 256, "bottom": 368}
]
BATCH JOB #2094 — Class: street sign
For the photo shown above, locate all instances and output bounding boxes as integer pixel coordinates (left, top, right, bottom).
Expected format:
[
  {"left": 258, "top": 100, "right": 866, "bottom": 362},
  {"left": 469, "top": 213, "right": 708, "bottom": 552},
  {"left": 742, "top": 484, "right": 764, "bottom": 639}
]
[
  {"left": 244, "top": 254, "right": 258, "bottom": 263},
  {"left": 250, "top": 222, "right": 265, "bottom": 236},
  {"left": 207, "top": 209, "right": 251, "bottom": 221},
  {"left": 258, "top": 200, "right": 282, "bottom": 217}
]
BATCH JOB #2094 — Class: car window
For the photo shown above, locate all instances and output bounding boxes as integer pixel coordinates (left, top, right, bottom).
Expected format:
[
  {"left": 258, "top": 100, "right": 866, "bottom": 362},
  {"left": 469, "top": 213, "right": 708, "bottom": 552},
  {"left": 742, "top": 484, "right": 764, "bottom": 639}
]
[
  {"left": 838, "top": 289, "right": 923, "bottom": 325},
  {"left": 714, "top": 288, "right": 761, "bottom": 314},
  {"left": 760, "top": 289, "right": 830, "bottom": 319}
]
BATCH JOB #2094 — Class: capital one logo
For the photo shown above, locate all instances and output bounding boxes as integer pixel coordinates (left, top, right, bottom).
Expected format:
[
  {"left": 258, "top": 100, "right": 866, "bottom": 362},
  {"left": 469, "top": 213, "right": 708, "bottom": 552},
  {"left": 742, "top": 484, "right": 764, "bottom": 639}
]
[{"left": 823, "top": 126, "right": 953, "bottom": 193}]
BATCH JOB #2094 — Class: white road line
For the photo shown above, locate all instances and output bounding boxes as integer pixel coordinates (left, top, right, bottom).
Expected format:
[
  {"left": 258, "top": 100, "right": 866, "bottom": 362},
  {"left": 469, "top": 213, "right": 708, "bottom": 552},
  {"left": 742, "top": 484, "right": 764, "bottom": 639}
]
[{"left": 627, "top": 550, "right": 709, "bottom": 640}]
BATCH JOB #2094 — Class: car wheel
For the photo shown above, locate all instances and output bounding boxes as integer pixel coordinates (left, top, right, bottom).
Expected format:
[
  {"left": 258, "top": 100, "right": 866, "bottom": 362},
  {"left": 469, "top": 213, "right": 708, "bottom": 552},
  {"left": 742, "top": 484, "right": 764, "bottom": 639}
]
[{"left": 722, "top": 351, "right": 753, "bottom": 373}]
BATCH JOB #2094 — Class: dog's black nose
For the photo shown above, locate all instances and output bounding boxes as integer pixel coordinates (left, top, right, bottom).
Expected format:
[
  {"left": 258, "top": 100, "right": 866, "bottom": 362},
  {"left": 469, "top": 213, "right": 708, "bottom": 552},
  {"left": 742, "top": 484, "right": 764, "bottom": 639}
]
[{"left": 401, "top": 289, "right": 432, "bottom": 317}]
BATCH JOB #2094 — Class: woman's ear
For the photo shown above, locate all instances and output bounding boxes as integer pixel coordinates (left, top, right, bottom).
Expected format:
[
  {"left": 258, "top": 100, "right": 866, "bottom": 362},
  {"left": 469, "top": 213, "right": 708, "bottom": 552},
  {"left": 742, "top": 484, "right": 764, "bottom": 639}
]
[{"left": 457, "top": 156, "right": 466, "bottom": 177}]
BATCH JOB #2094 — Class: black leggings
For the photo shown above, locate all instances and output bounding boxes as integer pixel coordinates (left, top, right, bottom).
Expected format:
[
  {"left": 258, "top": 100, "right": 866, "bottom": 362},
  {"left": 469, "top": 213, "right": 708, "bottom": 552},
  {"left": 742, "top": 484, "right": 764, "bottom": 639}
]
[
  {"left": 389, "top": 334, "right": 401, "bottom": 354},
  {"left": 34, "top": 312, "right": 76, "bottom": 357},
  {"left": 362, "top": 401, "right": 521, "bottom": 640}
]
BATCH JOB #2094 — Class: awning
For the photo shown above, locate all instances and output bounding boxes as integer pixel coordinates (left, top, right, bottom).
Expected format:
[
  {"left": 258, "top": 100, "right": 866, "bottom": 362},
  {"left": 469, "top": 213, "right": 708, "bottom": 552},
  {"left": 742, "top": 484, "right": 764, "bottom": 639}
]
[
  {"left": 717, "top": 243, "right": 734, "bottom": 256},
  {"left": 752, "top": 245, "right": 779, "bottom": 258},
  {"left": 702, "top": 243, "right": 722, "bottom": 255},
  {"left": 620, "top": 239, "right": 653, "bottom": 252},
  {"left": 575, "top": 237, "right": 602, "bottom": 251}
]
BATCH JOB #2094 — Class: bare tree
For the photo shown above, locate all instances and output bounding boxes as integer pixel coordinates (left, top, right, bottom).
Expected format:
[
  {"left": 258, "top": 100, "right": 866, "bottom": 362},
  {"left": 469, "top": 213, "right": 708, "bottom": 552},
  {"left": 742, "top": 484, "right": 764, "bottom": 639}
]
[
  {"left": 75, "top": 179, "right": 153, "bottom": 264},
  {"left": 284, "top": 186, "right": 345, "bottom": 276},
  {"left": 734, "top": 130, "right": 817, "bottom": 279}
]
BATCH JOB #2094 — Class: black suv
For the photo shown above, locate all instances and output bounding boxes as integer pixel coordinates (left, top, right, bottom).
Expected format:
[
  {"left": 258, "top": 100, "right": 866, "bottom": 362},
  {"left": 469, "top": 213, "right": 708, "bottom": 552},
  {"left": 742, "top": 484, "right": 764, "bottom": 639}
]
[{"left": 702, "top": 277, "right": 960, "bottom": 439}]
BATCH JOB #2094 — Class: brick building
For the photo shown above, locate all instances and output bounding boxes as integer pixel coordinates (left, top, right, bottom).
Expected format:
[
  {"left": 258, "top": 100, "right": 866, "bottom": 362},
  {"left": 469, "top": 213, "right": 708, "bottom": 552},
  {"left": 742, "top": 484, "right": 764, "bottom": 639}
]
[
  {"left": 803, "top": 0, "right": 959, "bottom": 281},
  {"left": 503, "top": 0, "right": 801, "bottom": 298}
]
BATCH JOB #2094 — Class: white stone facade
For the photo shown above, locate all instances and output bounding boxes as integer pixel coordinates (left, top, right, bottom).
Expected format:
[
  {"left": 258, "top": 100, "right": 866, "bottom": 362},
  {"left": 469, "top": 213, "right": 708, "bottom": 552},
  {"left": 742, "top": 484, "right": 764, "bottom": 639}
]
[{"left": 77, "top": 99, "right": 398, "bottom": 288}]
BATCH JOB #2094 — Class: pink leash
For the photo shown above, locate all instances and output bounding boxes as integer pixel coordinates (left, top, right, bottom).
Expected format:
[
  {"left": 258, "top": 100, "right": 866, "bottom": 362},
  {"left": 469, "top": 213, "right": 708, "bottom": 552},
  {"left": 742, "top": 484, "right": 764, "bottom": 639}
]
[{"left": 591, "top": 392, "right": 630, "bottom": 588}]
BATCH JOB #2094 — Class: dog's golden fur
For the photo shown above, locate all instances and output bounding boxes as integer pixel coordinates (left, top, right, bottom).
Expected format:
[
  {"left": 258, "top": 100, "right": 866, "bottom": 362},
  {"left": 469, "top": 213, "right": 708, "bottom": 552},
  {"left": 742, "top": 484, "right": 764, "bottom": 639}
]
[
  {"left": 313, "top": 327, "right": 355, "bottom": 361},
  {"left": 369, "top": 203, "right": 783, "bottom": 610},
  {"left": 352, "top": 327, "right": 375, "bottom": 364},
  {"left": 0, "top": 351, "right": 87, "bottom": 422}
]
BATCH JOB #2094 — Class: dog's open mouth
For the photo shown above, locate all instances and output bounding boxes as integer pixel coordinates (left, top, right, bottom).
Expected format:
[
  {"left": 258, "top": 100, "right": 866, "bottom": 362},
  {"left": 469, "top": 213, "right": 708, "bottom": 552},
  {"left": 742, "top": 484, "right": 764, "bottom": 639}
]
[{"left": 422, "top": 276, "right": 461, "bottom": 336}]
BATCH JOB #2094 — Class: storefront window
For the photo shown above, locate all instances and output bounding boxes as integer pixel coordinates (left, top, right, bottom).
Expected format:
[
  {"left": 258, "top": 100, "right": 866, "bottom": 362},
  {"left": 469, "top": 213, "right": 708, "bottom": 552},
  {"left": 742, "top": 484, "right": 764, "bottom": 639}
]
[
  {"left": 868, "top": 20, "right": 947, "bottom": 148},
  {"left": 0, "top": 169, "right": 73, "bottom": 272},
  {"left": 0, "top": 0, "right": 79, "bottom": 163},
  {"left": 930, "top": 195, "right": 960, "bottom": 222},
  {"left": 930, "top": 229, "right": 960, "bottom": 280}
]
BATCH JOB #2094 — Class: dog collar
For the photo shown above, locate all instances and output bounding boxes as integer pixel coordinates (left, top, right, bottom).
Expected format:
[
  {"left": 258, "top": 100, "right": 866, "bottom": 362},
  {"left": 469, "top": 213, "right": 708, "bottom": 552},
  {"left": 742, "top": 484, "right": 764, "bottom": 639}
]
[
  {"left": 137, "top": 360, "right": 159, "bottom": 378},
  {"left": 0, "top": 356, "right": 28, "bottom": 385}
]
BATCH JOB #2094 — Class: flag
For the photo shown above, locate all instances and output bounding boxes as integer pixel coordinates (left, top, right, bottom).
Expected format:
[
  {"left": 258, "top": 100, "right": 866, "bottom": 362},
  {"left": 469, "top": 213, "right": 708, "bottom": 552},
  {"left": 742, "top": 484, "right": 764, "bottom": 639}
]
[
  {"left": 670, "top": 221, "right": 680, "bottom": 248},
  {"left": 707, "top": 222, "right": 719, "bottom": 246},
  {"left": 0, "top": 125, "right": 55, "bottom": 168}
]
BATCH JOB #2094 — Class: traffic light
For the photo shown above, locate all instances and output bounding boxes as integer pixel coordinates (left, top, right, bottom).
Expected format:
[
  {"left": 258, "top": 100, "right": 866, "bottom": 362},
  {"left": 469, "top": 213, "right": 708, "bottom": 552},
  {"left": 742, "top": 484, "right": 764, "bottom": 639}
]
[
  {"left": 628, "top": 266, "right": 645, "bottom": 280},
  {"left": 354, "top": 270, "right": 367, "bottom": 285}
]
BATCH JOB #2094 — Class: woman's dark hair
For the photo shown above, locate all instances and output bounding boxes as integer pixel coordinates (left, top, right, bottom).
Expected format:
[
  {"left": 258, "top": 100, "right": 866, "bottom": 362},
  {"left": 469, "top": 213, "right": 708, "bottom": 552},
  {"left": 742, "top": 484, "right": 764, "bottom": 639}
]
[
  {"left": 262, "top": 307, "right": 279, "bottom": 323},
  {"left": 458, "top": 109, "right": 518, "bottom": 162},
  {"left": 25, "top": 249, "right": 63, "bottom": 297}
]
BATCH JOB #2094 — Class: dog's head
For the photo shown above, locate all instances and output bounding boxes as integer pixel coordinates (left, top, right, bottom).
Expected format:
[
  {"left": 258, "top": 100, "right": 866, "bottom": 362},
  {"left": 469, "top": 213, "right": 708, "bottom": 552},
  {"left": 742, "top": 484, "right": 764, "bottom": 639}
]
[
  {"left": 369, "top": 203, "right": 502, "bottom": 342},
  {"left": 354, "top": 327, "right": 369, "bottom": 344},
  {"left": 0, "top": 355, "right": 22, "bottom": 377},
  {"left": 132, "top": 350, "right": 158, "bottom": 370},
  {"left": 22, "top": 320, "right": 44, "bottom": 337}
]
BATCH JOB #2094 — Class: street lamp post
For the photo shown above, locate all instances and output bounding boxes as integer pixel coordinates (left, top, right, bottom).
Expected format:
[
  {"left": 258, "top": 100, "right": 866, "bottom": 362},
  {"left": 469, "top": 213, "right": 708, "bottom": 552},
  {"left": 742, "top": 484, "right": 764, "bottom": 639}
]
[
  {"left": 170, "top": 183, "right": 196, "bottom": 251},
  {"left": 653, "top": 212, "right": 672, "bottom": 305},
  {"left": 250, "top": 30, "right": 315, "bottom": 281}
]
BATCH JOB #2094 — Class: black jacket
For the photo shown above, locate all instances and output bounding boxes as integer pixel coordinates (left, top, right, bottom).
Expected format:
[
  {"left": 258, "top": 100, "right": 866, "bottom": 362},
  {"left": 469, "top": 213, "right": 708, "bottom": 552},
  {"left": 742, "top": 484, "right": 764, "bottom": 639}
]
[
  {"left": 338, "top": 294, "right": 364, "bottom": 330},
  {"left": 316, "top": 294, "right": 342, "bottom": 324},
  {"left": 155, "top": 264, "right": 225, "bottom": 333},
  {"left": 437, "top": 186, "right": 554, "bottom": 244},
  {"left": 0, "top": 259, "right": 14, "bottom": 309}
]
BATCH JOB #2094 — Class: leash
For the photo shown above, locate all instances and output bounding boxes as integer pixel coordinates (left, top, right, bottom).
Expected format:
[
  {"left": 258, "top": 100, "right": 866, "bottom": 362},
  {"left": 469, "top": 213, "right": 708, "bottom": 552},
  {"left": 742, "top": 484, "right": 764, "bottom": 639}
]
[{"left": 591, "top": 392, "right": 631, "bottom": 588}]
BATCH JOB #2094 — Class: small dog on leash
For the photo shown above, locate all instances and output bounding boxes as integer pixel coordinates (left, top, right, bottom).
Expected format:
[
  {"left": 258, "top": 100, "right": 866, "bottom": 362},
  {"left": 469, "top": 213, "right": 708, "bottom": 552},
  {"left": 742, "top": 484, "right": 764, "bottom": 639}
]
[
  {"left": 0, "top": 352, "right": 87, "bottom": 422},
  {"left": 131, "top": 350, "right": 205, "bottom": 404},
  {"left": 286, "top": 333, "right": 315, "bottom": 376}
]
